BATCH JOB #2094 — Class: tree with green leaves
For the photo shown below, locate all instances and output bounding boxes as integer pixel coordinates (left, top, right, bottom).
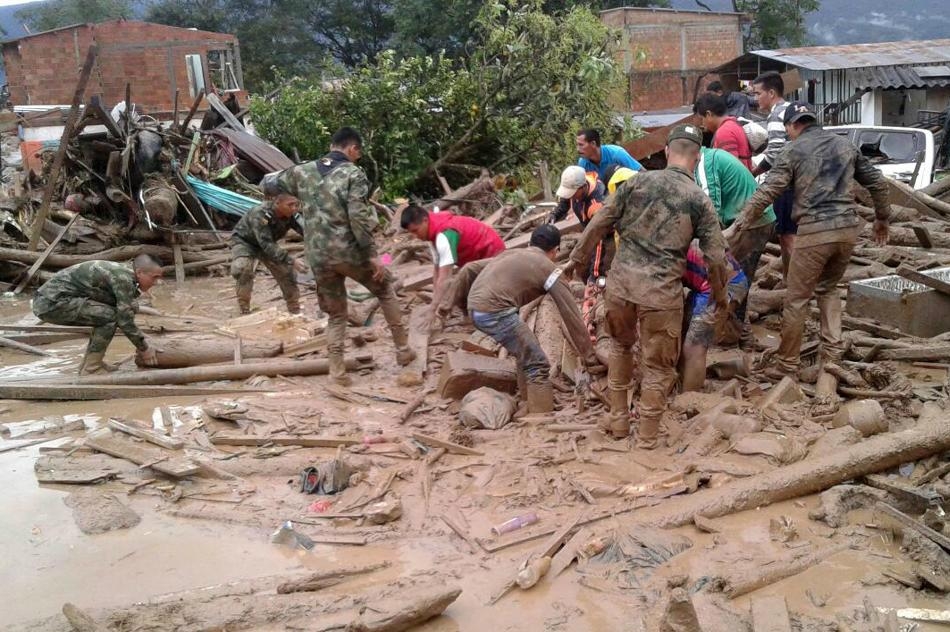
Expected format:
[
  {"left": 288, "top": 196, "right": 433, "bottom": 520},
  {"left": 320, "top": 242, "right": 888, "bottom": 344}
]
[
  {"left": 251, "top": 0, "right": 630, "bottom": 199},
  {"left": 730, "top": 0, "right": 820, "bottom": 49},
  {"left": 144, "top": 0, "right": 332, "bottom": 89},
  {"left": 16, "top": 0, "right": 133, "bottom": 33}
]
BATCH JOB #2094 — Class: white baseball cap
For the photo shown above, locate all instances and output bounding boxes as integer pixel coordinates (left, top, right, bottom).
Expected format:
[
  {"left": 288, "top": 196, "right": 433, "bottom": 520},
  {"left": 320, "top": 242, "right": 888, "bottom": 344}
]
[{"left": 556, "top": 165, "right": 587, "bottom": 199}]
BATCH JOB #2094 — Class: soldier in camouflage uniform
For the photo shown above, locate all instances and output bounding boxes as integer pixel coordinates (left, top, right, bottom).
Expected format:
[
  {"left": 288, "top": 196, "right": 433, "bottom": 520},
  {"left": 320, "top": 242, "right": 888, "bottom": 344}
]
[
  {"left": 32, "top": 255, "right": 164, "bottom": 374},
  {"left": 569, "top": 124, "right": 729, "bottom": 448},
  {"left": 732, "top": 102, "right": 890, "bottom": 381},
  {"left": 230, "top": 193, "right": 306, "bottom": 314},
  {"left": 273, "top": 127, "right": 415, "bottom": 386}
]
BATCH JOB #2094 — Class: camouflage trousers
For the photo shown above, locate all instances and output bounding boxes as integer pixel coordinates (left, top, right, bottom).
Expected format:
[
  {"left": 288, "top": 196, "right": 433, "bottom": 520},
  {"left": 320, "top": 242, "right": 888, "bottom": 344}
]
[
  {"left": 313, "top": 262, "right": 408, "bottom": 359},
  {"left": 230, "top": 244, "right": 299, "bottom": 314},
  {"left": 605, "top": 293, "right": 683, "bottom": 441},
  {"left": 33, "top": 295, "right": 118, "bottom": 355}
]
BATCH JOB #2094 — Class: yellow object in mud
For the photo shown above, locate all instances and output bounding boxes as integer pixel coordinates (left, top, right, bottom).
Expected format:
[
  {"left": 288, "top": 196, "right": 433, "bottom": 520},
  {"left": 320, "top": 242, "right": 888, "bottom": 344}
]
[{"left": 606, "top": 166, "right": 637, "bottom": 194}]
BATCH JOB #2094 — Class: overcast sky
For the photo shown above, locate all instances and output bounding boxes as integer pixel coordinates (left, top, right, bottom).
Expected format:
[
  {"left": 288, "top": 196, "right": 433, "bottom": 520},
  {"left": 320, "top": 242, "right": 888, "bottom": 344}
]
[{"left": 0, "top": 0, "right": 40, "bottom": 6}]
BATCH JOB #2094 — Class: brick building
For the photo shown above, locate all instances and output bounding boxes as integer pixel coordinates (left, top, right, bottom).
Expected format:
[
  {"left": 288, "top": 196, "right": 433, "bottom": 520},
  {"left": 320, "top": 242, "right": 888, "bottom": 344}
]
[
  {"left": 601, "top": 7, "right": 747, "bottom": 112},
  {"left": 2, "top": 20, "right": 243, "bottom": 113}
]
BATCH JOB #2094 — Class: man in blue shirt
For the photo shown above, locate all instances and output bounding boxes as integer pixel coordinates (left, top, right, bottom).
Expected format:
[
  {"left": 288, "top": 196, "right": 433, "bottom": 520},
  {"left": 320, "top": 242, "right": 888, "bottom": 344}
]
[{"left": 576, "top": 128, "right": 643, "bottom": 180}]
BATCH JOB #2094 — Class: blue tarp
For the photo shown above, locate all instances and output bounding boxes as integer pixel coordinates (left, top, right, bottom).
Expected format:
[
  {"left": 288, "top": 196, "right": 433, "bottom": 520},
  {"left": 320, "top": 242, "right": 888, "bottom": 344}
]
[{"left": 185, "top": 175, "right": 260, "bottom": 217}]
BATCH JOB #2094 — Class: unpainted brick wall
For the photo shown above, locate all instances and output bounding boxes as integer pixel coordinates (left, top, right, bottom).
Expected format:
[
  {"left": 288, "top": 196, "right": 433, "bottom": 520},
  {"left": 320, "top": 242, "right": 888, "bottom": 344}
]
[
  {"left": 602, "top": 8, "right": 743, "bottom": 111},
  {"left": 2, "top": 20, "right": 239, "bottom": 112}
]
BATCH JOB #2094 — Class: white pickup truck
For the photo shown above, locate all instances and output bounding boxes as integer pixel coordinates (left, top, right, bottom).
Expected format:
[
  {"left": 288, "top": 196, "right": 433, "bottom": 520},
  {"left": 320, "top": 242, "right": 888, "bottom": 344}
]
[{"left": 825, "top": 125, "right": 936, "bottom": 190}]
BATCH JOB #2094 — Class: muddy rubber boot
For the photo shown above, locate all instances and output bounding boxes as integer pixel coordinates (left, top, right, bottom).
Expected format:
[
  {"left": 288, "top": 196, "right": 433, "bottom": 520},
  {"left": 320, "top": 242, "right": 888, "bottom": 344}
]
[
  {"left": 286, "top": 300, "right": 301, "bottom": 315},
  {"left": 526, "top": 382, "right": 554, "bottom": 414},
  {"left": 395, "top": 346, "right": 416, "bottom": 366},
  {"left": 635, "top": 414, "right": 660, "bottom": 449},
  {"left": 608, "top": 412, "right": 631, "bottom": 439},
  {"left": 328, "top": 353, "right": 352, "bottom": 387},
  {"left": 80, "top": 351, "right": 117, "bottom": 375}
]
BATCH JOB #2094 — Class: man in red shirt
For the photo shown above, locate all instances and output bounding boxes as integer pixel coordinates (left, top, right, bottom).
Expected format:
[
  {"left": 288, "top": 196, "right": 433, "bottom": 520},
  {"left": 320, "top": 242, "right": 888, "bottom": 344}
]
[
  {"left": 694, "top": 92, "right": 753, "bottom": 171},
  {"left": 402, "top": 204, "right": 505, "bottom": 327}
]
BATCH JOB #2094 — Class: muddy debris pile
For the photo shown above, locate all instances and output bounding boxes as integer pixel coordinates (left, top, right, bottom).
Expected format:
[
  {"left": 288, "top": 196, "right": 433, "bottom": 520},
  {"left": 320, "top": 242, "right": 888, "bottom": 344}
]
[{"left": 0, "top": 87, "right": 298, "bottom": 292}]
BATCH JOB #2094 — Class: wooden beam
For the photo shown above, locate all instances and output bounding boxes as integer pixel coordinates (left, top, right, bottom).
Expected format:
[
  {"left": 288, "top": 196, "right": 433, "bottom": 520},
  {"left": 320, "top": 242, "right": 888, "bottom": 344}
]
[
  {"left": 0, "top": 336, "right": 51, "bottom": 356},
  {"left": 29, "top": 45, "right": 98, "bottom": 250},
  {"left": 172, "top": 242, "right": 186, "bottom": 286},
  {"left": 108, "top": 418, "right": 184, "bottom": 450},
  {"left": 205, "top": 92, "right": 245, "bottom": 131},
  {"left": 209, "top": 434, "right": 360, "bottom": 448},
  {"left": 85, "top": 430, "right": 199, "bottom": 478},
  {"left": 0, "top": 324, "right": 91, "bottom": 334},
  {"left": 179, "top": 89, "right": 204, "bottom": 133},
  {"left": 14, "top": 215, "right": 79, "bottom": 294},
  {"left": 875, "top": 501, "right": 950, "bottom": 551},
  {"left": 896, "top": 264, "right": 950, "bottom": 298},
  {"left": 0, "top": 383, "right": 266, "bottom": 401}
]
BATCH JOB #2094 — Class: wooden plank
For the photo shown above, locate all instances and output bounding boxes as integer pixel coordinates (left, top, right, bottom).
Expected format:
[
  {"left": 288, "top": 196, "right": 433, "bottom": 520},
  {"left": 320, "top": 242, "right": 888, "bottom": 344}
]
[
  {"left": 401, "top": 306, "right": 429, "bottom": 383},
  {"left": 751, "top": 595, "right": 793, "bottom": 632},
  {"left": 0, "top": 383, "right": 264, "bottom": 401},
  {"left": 411, "top": 432, "right": 483, "bottom": 456},
  {"left": 875, "top": 501, "right": 950, "bottom": 551},
  {"left": 440, "top": 513, "right": 480, "bottom": 553},
  {"left": 911, "top": 224, "right": 933, "bottom": 249},
  {"left": 210, "top": 434, "right": 360, "bottom": 448},
  {"left": 0, "top": 332, "right": 88, "bottom": 345},
  {"left": 108, "top": 418, "right": 184, "bottom": 450},
  {"left": 0, "top": 324, "right": 91, "bottom": 334},
  {"left": 878, "top": 345, "right": 950, "bottom": 361},
  {"left": 840, "top": 315, "right": 909, "bottom": 340},
  {"left": 301, "top": 533, "right": 367, "bottom": 546},
  {"left": 178, "top": 89, "right": 204, "bottom": 133},
  {"left": 85, "top": 431, "right": 199, "bottom": 478},
  {"left": 172, "top": 243, "right": 186, "bottom": 285},
  {"left": 205, "top": 93, "right": 245, "bottom": 131},
  {"left": 896, "top": 264, "right": 950, "bottom": 297},
  {"left": 28, "top": 45, "right": 98, "bottom": 250},
  {"left": 0, "top": 336, "right": 51, "bottom": 356},
  {"left": 14, "top": 215, "right": 79, "bottom": 294},
  {"left": 0, "top": 437, "right": 59, "bottom": 454}
]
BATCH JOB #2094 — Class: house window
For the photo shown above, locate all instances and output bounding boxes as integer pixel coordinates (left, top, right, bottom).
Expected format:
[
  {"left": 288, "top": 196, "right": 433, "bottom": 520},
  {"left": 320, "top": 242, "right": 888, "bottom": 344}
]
[
  {"left": 185, "top": 54, "right": 206, "bottom": 98},
  {"left": 207, "top": 49, "right": 240, "bottom": 91}
]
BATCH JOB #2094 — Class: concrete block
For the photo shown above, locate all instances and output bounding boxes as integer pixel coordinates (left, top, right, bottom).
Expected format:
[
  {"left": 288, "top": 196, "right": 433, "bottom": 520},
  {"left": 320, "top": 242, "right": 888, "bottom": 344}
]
[
  {"left": 759, "top": 376, "right": 804, "bottom": 409},
  {"left": 437, "top": 351, "right": 518, "bottom": 400},
  {"left": 847, "top": 267, "right": 950, "bottom": 337}
]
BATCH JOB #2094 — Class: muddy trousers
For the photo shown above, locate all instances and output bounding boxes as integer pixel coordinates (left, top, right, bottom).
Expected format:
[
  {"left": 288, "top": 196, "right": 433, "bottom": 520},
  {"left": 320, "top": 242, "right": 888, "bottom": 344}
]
[
  {"left": 471, "top": 308, "right": 549, "bottom": 384},
  {"left": 776, "top": 238, "right": 855, "bottom": 372},
  {"left": 230, "top": 255, "right": 299, "bottom": 314},
  {"left": 604, "top": 293, "right": 682, "bottom": 444},
  {"left": 33, "top": 297, "right": 118, "bottom": 355},
  {"left": 313, "top": 262, "right": 408, "bottom": 372}
]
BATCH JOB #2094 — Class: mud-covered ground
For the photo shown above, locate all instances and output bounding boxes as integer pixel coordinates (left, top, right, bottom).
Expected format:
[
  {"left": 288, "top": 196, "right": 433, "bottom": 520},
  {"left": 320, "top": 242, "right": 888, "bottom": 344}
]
[{"left": 1, "top": 274, "right": 949, "bottom": 632}]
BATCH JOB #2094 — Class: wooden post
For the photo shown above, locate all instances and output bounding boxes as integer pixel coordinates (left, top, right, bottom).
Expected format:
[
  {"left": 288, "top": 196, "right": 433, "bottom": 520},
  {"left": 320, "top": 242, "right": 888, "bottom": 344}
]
[
  {"left": 14, "top": 215, "right": 79, "bottom": 293},
  {"left": 179, "top": 89, "right": 204, "bottom": 134},
  {"left": 172, "top": 88, "right": 180, "bottom": 131},
  {"left": 172, "top": 237, "right": 186, "bottom": 286},
  {"left": 539, "top": 161, "right": 553, "bottom": 201},
  {"left": 28, "top": 45, "right": 98, "bottom": 251}
]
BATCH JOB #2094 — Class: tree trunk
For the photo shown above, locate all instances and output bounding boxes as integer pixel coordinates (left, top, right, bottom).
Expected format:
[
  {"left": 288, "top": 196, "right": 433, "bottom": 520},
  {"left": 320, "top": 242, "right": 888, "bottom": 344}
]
[{"left": 134, "top": 335, "right": 282, "bottom": 368}]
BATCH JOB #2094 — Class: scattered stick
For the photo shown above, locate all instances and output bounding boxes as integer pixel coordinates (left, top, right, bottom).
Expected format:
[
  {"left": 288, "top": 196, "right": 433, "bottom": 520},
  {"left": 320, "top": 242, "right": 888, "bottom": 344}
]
[
  {"left": 398, "top": 388, "right": 434, "bottom": 424},
  {"left": 108, "top": 418, "right": 183, "bottom": 450},
  {"left": 276, "top": 562, "right": 391, "bottom": 594},
  {"left": 440, "top": 513, "right": 480, "bottom": 554},
  {"left": 411, "top": 432, "right": 483, "bottom": 456},
  {"left": 875, "top": 501, "right": 950, "bottom": 551},
  {"left": 721, "top": 542, "right": 852, "bottom": 598},
  {"left": 0, "top": 335, "right": 52, "bottom": 357}
]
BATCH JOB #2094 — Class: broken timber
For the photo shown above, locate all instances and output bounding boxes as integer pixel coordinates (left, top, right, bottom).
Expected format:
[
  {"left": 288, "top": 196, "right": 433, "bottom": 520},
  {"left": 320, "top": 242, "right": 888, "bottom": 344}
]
[
  {"left": 276, "top": 562, "right": 391, "bottom": 594},
  {"left": 0, "top": 336, "right": 51, "bottom": 356},
  {"left": 0, "top": 383, "right": 266, "bottom": 401},
  {"left": 33, "top": 356, "right": 372, "bottom": 386},
  {"left": 29, "top": 45, "right": 98, "bottom": 251},
  {"left": 896, "top": 264, "right": 950, "bottom": 297},
  {"left": 107, "top": 418, "right": 183, "bottom": 450},
  {"left": 14, "top": 214, "right": 79, "bottom": 293},
  {"left": 85, "top": 431, "right": 199, "bottom": 478},
  {"left": 875, "top": 501, "right": 950, "bottom": 551},
  {"left": 210, "top": 435, "right": 360, "bottom": 448},
  {"left": 411, "top": 432, "right": 484, "bottom": 456},
  {"left": 437, "top": 351, "right": 517, "bottom": 399}
]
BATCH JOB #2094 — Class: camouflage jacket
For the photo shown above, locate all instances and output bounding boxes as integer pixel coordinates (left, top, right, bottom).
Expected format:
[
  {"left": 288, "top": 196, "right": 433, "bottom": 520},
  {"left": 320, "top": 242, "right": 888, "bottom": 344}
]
[
  {"left": 570, "top": 166, "right": 727, "bottom": 311},
  {"left": 739, "top": 125, "right": 890, "bottom": 240},
  {"left": 231, "top": 201, "right": 303, "bottom": 265},
  {"left": 276, "top": 151, "right": 377, "bottom": 268},
  {"left": 34, "top": 260, "right": 146, "bottom": 350}
]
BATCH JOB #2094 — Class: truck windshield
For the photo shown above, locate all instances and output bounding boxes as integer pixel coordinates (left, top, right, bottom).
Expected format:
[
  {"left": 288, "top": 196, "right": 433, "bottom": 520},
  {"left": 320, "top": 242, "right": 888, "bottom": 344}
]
[{"left": 856, "top": 131, "right": 920, "bottom": 164}]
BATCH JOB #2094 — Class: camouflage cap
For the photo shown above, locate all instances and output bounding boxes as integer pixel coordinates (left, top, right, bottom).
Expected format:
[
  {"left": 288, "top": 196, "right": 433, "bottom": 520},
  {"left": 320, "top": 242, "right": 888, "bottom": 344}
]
[
  {"left": 667, "top": 124, "right": 703, "bottom": 147},
  {"left": 259, "top": 171, "right": 285, "bottom": 197}
]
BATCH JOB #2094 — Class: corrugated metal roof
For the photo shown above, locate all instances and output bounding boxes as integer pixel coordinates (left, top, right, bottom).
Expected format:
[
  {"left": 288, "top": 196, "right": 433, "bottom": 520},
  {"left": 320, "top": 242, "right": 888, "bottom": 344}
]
[
  {"left": 751, "top": 39, "right": 950, "bottom": 71},
  {"left": 850, "top": 65, "right": 950, "bottom": 89}
]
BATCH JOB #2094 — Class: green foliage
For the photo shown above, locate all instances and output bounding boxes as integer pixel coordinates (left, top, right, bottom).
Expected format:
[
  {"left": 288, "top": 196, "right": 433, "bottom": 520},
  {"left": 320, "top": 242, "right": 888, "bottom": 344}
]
[
  {"left": 16, "top": 0, "right": 134, "bottom": 32},
  {"left": 144, "top": 0, "right": 332, "bottom": 89},
  {"left": 732, "top": 0, "right": 820, "bottom": 49},
  {"left": 251, "top": 0, "right": 625, "bottom": 200}
]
